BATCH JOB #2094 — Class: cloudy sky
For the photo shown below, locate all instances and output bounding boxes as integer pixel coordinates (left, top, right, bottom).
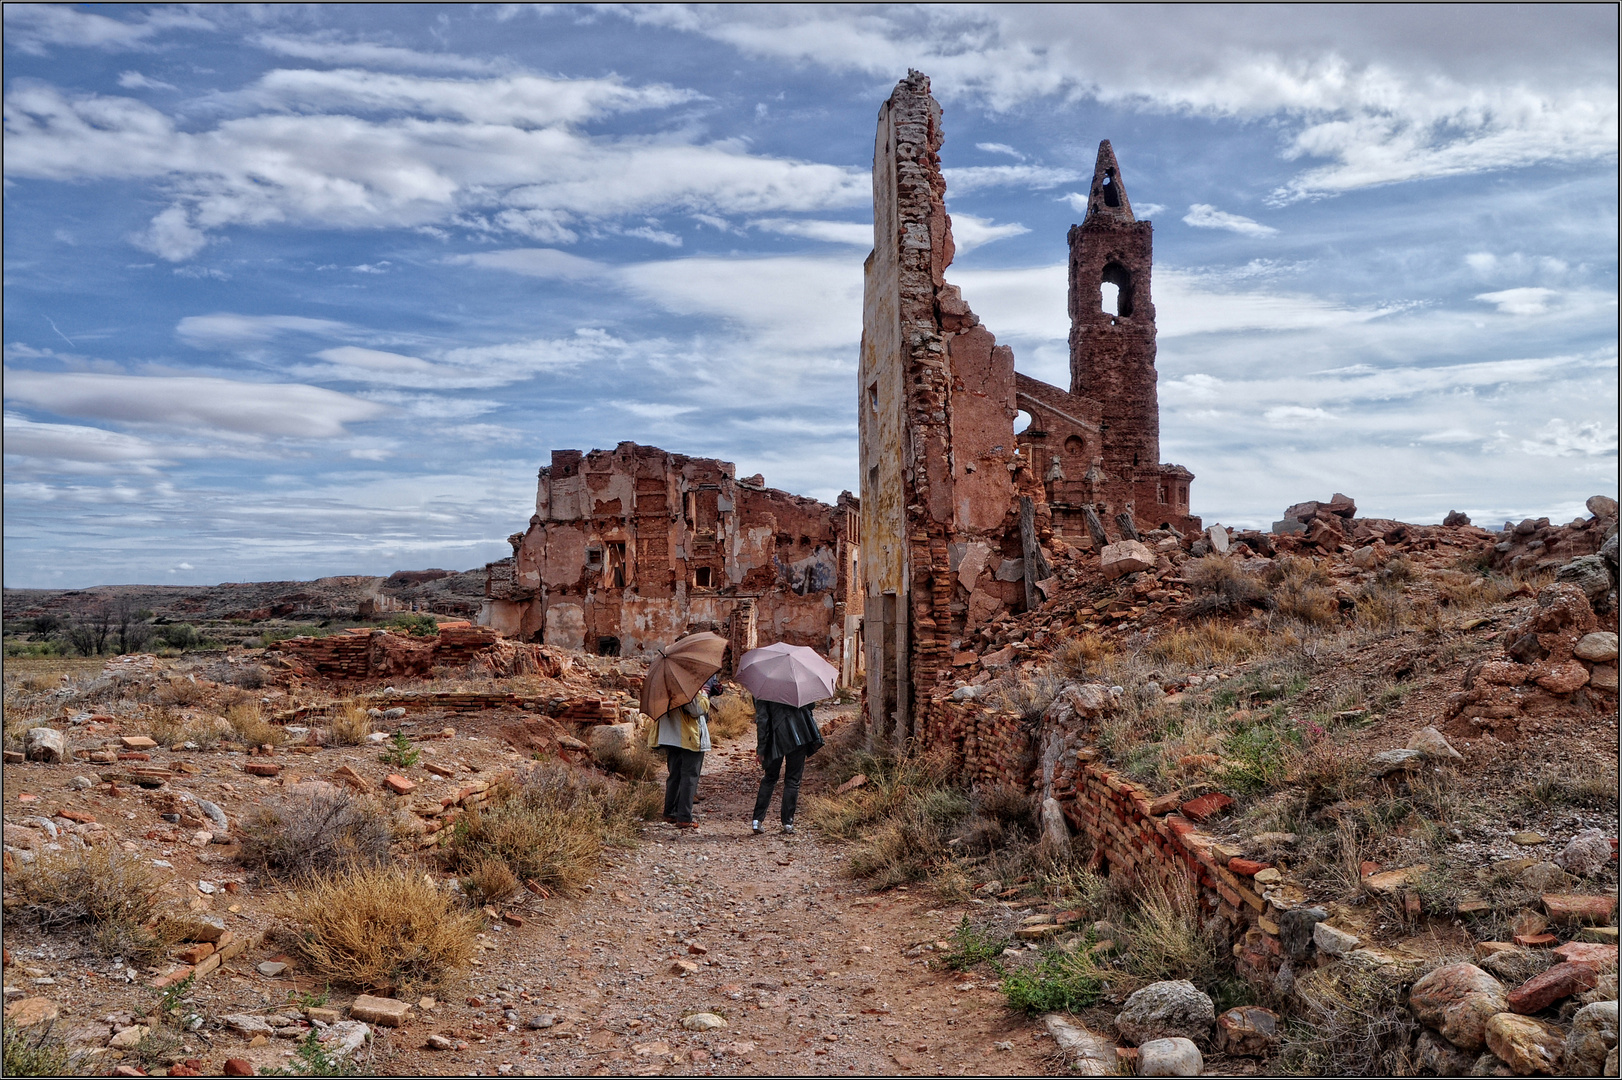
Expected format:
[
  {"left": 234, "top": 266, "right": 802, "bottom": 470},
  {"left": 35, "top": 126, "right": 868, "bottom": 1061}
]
[{"left": 4, "top": 4, "right": 1616, "bottom": 588}]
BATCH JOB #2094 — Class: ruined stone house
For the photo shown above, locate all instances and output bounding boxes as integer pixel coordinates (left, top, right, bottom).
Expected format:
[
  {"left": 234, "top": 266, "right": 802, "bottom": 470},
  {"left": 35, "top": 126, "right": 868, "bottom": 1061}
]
[
  {"left": 480, "top": 442, "right": 862, "bottom": 683},
  {"left": 859, "top": 71, "right": 1198, "bottom": 746}
]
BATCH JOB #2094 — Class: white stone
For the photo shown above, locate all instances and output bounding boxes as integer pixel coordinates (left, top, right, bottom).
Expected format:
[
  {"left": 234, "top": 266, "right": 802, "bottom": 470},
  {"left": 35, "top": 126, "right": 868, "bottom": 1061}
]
[
  {"left": 24, "top": 728, "right": 67, "bottom": 763},
  {"left": 1407, "top": 726, "right": 1463, "bottom": 762},
  {"left": 1575, "top": 632, "right": 1619, "bottom": 663},
  {"left": 1100, "top": 540, "right": 1156, "bottom": 580},
  {"left": 681, "top": 1012, "right": 728, "bottom": 1031},
  {"left": 1205, "top": 525, "right": 1230, "bottom": 555},
  {"left": 1115, "top": 980, "right": 1215, "bottom": 1045},
  {"left": 1043, "top": 1014, "right": 1116, "bottom": 1076},
  {"left": 224, "top": 1013, "right": 275, "bottom": 1036},
  {"left": 1138, "top": 1036, "right": 1204, "bottom": 1077},
  {"left": 1313, "top": 922, "right": 1359, "bottom": 957},
  {"left": 108, "top": 1024, "right": 148, "bottom": 1049}
]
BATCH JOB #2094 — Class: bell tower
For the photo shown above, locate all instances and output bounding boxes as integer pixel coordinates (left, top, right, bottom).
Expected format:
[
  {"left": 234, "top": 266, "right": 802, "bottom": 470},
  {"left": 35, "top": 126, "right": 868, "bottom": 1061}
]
[{"left": 1067, "top": 140, "right": 1165, "bottom": 525}]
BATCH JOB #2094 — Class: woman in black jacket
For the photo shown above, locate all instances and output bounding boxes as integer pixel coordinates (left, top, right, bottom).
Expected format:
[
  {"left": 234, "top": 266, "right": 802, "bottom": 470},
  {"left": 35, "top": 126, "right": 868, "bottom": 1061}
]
[{"left": 750, "top": 698, "right": 824, "bottom": 834}]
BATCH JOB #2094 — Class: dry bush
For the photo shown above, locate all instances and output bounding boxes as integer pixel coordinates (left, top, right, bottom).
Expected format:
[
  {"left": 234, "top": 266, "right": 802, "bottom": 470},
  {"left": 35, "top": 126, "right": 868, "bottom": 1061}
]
[
  {"left": 143, "top": 707, "right": 187, "bottom": 747},
  {"left": 152, "top": 677, "right": 208, "bottom": 707},
  {"left": 1119, "top": 880, "right": 1227, "bottom": 989},
  {"left": 1283, "top": 734, "right": 1366, "bottom": 809},
  {"left": 1512, "top": 759, "right": 1620, "bottom": 813},
  {"left": 1180, "top": 556, "right": 1270, "bottom": 619},
  {"left": 11, "top": 845, "right": 180, "bottom": 961},
  {"left": 1055, "top": 633, "right": 1114, "bottom": 677},
  {"left": 592, "top": 719, "right": 663, "bottom": 781},
  {"left": 953, "top": 786, "right": 1038, "bottom": 857},
  {"left": 442, "top": 760, "right": 654, "bottom": 896},
  {"left": 1436, "top": 572, "right": 1515, "bottom": 610},
  {"left": 707, "top": 690, "right": 755, "bottom": 740},
  {"left": 328, "top": 700, "right": 372, "bottom": 746},
  {"left": 461, "top": 858, "right": 520, "bottom": 907},
  {"left": 806, "top": 741, "right": 971, "bottom": 887},
  {"left": 238, "top": 788, "right": 392, "bottom": 878},
  {"left": 1147, "top": 623, "right": 1266, "bottom": 670},
  {"left": 224, "top": 699, "right": 285, "bottom": 747},
  {"left": 273, "top": 865, "right": 479, "bottom": 991},
  {"left": 1276, "top": 962, "right": 1420, "bottom": 1076},
  {"left": 984, "top": 670, "right": 1064, "bottom": 721},
  {"left": 1351, "top": 582, "right": 1411, "bottom": 635},
  {"left": 1276, "top": 582, "right": 1339, "bottom": 627}
]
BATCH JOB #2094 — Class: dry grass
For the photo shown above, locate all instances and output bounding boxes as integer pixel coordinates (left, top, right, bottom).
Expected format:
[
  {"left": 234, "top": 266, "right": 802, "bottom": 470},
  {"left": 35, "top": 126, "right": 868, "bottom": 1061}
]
[
  {"left": 143, "top": 707, "right": 187, "bottom": 747},
  {"left": 983, "top": 669, "right": 1064, "bottom": 721},
  {"left": 274, "top": 865, "right": 480, "bottom": 992},
  {"left": 1054, "top": 633, "right": 1115, "bottom": 678},
  {"left": 10, "top": 844, "right": 180, "bottom": 961},
  {"left": 1180, "top": 555, "right": 1270, "bottom": 619},
  {"left": 707, "top": 690, "right": 755, "bottom": 740},
  {"left": 441, "top": 760, "right": 656, "bottom": 896},
  {"left": 328, "top": 700, "right": 372, "bottom": 746},
  {"left": 1266, "top": 556, "right": 1341, "bottom": 627},
  {"left": 1276, "top": 961, "right": 1420, "bottom": 1075},
  {"left": 591, "top": 719, "right": 663, "bottom": 781},
  {"left": 238, "top": 788, "right": 393, "bottom": 878},
  {"left": 1119, "top": 879, "right": 1228, "bottom": 989},
  {"left": 460, "top": 858, "right": 520, "bottom": 907},
  {"left": 224, "top": 699, "right": 285, "bottom": 747},
  {"left": 152, "top": 677, "right": 208, "bottom": 707},
  {"left": 1147, "top": 623, "right": 1267, "bottom": 669}
]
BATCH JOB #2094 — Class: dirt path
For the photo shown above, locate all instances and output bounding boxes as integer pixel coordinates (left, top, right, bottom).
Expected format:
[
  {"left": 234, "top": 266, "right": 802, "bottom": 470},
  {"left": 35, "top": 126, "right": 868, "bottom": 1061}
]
[{"left": 379, "top": 707, "right": 1058, "bottom": 1077}]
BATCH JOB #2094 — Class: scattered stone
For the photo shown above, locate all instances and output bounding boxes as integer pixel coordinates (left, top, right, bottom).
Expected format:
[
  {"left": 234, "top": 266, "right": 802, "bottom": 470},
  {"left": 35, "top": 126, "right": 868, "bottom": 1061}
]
[
  {"left": 120, "top": 736, "right": 158, "bottom": 749},
  {"left": 1557, "top": 830, "right": 1614, "bottom": 878},
  {"left": 181, "top": 916, "right": 227, "bottom": 943},
  {"left": 23, "top": 728, "right": 67, "bottom": 763},
  {"left": 681, "top": 1013, "right": 727, "bottom": 1031},
  {"left": 243, "top": 762, "right": 280, "bottom": 777},
  {"left": 1557, "top": 555, "right": 1614, "bottom": 604},
  {"left": 1214, "top": 1006, "right": 1279, "bottom": 1056},
  {"left": 1544, "top": 893, "right": 1618, "bottom": 925},
  {"left": 67, "top": 775, "right": 94, "bottom": 790},
  {"left": 1407, "top": 726, "right": 1463, "bottom": 762},
  {"left": 384, "top": 774, "right": 417, "bottom": 795},
  {"left": 305, "top": 1007, "right": 340, "bottom": 1025},
  {"left": 108, "top": 1024, "right": 148, "bottom": 1049},
  {"left": 1507, "top": 961, "right": 1599, "bottom": 1013},
  {"left": 1369, "top": 748, "right": 1425, "bottom": 776},
  {"left": 1043, "top": 1014, "right": 1116, "bottom": 1076},
  {"left": 1365, "top": 864, "right": 1428, "bottom": 894},
  {"left": 225, "top": 1013, "right": 276, "bottom": 1036},
  {"left": 256, "top": 961, "right": 287, "bottom": 978},
  {"left": 1138, "top": 1036, "right": 1203, "bottom": 1076},
  {"left": 1115, "top": 980, "right": 1216, "bottom": 1046},
  {"left": 3, "top": 997, "right": 59, "bottom": 1028},
  {"left": 1564, "top": 1000, "right": 1619, "bottom": 1077},
  {"left": 1574, "top": 632, "right": 1619, "bottom": 663},
  {"left": 223, "top": 1060, "right": 256, "bottom": 1077},
  {"left": 1516, "top": 933, "right": 1559, "bottom": 949},
  {"left": 1520, "top": 862, "right": 1570, "bottom": 891},
  {"left": 1279, "top": 906, "right": 1326, "bottom": 960},
  {"left": 349, "top": 994, "right": 410, "bottom": 1027},
  {"left": 1485, "top": 1012, "right": 1564, "bottom": 1075},
  {"left": 1313, "top": 922, "right": 1359, "bottom": 957},
  {"left": 425, "top": 1034, "right": 456, "bottom": 1050},
  {"left": 1553, "top": 942, "right": 1619, "bottom": 969},
  {"left": 316, "top": 1021, "right": 371, "bottom": 1060},
  {"left": 1408, "top": 963, "right": 1508, "bottom": 1051},
  {"left": 672, "top": 959, "right": 700, "bottom": 975},
  {"left": 1588, "top": 495, "right": 1619, "bottom": 518},
  {"left": 1536, "top": 660, "right": 1590, "bottom": 695},
  {"left": 1101, "top": 540, "right": 1157, "bottom": 580},
  {"left": 1416, "top": 1028, "right": 1479, "bottom": 1076},
  {"left": 526, "top": 1014, "right": 556, "bottom": 1030}
]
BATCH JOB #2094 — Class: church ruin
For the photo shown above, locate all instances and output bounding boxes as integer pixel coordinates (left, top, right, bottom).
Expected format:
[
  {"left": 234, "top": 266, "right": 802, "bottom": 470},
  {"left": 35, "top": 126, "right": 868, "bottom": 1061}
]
[
  {"left": 480, "top": 442, "right": 862, "bottom": 682},
  {"left": 859, "top": 71, "right": 1198, "bottom": 745}
]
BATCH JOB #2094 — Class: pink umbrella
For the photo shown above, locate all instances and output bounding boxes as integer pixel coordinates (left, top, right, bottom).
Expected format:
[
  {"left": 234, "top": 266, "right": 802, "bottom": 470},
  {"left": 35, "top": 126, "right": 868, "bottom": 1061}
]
[{"left": 735, "top": 642, "right": 839, "bottom": 707}]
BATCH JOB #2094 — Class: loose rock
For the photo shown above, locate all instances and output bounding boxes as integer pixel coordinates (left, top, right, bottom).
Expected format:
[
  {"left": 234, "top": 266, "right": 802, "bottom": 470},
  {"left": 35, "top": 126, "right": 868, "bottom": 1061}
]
[
  {"left": 23, "top": 728, "right": 67, "bottom": 763},
  {"left": 1564, "top": 1000, "right": 1618, "bottom": 1077},
  {"left": 681, "top": 1012, "right": 727, "bottom": 1031},
  {"left": 1557, "top": 830, "right": 1614, "bottom": 878},
  {"left": 1137, "top": 1036, "right": 1203, "bottom": 1077},
  {"left": 1485, "top": 1012, "right": 1564, "bottom": 1075},
  {"left": 1409, "top": 963, "right": 1508, "bottom": 1051},
  {"left": 1214, "top": 1006, "right": 1278, "bottom": 1056},
  {"left": 1115, "top": 980, "right": 1215, "bottom": 1045},
  {"left": 1043, "top": 1014, "right": 1116, "bottom": 1076}
]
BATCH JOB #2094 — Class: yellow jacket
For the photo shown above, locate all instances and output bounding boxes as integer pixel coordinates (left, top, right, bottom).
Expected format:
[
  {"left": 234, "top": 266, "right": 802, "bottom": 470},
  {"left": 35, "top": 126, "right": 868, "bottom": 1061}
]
[{"left": 647, "top": 692, "right": 710, "bottom": 752}]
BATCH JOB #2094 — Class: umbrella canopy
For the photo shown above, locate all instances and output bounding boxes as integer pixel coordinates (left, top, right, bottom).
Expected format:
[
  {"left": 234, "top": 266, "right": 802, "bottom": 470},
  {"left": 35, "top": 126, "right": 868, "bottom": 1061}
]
[
  {"left": 640, "top": 631, "right": 728, "bottom": 719},
  {"left": 735, "top": 642, "right": 839, "bottom": 707}
]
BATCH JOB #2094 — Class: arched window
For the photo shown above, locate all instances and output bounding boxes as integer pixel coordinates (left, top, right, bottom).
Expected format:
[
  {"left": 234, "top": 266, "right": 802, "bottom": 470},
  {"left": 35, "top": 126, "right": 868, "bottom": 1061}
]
[
  {"left": 1064, "top": 435, "right": 1085, "bottom": 456},
  {"left": 1101, "top": 262, "right": 1133, "bottom": 317},
  {"left": 1014, "top": 410, "right": 1033, "bottom": 434},
  {"left": 1101, "top": 171, "right": 1121, "bottom": 208}
]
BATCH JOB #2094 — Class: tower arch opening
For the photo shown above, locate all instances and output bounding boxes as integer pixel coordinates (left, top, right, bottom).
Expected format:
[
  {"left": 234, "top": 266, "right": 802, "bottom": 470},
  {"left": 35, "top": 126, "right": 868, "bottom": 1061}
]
[{"left": 1100, "top": 261, "right": 1133, "bottom": 318}]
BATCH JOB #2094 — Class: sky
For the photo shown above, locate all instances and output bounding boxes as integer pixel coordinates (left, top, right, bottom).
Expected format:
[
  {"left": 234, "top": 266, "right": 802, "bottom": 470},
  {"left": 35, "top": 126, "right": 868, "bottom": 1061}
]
[{"left": 3, "top": 3, "right": 1617, "bottom": 588}]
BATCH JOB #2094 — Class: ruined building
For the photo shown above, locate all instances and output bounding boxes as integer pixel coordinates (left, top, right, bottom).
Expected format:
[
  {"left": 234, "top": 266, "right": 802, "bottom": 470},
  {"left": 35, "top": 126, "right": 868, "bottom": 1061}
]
[
  {"left": 480, "top": 442, "right": 862, "bottom": 683},
  {"left": 859, "top": 71, "right": 1198, "bottom": 745}
]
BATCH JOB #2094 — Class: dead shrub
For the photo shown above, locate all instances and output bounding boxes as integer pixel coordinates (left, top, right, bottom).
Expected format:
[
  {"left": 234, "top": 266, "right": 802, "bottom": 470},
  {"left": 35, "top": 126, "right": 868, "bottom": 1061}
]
[
  {"left": 592, "top": 719, "right": 662, "bottom": 781},
  {"left": 1180, "top": 556, "right": 1270, "bottom": 619},
  {"left": 143, "top": 708, "right": 187, "bottom": 748},
  {"left": 1352, "top": 582, "right": 1411, "bottom": 635},
  {"left": 238, "top": 788, "right": 392, "bottom": 878},
  {"left": 442, "top": 760, "right": 654, "bottom": 895},
  {"left": 1055, "top": 633, "right": 1114, "bottom": 677},
  {"left": 1277, "top": 582, "right": 1339, "bottom": 627},
  {"left": 224, "top": 699, "right": 285, "bottom": 747},
  {"left": 1437, "top": 572, "right": 1515, "bottom": 610},
  {"left": 1276, "top": 962, "right": 1420, "bottom": 1076},
  {"left": 707, "top": 690, "right": 755, "bottom": 740},
  {"left": 806, "top": 742, "right": 970, "bottom": 886},
  {"left": 1283, "top": 734, "right": 1365, "bottom": 809},
  {"left": 1512, "top": 759, "right": 1620, "bottom": 812},
  {"left": 274, "top": 865, "right": 479, "bottom": 992},
  {"left": 11, "top": 844, "right": 180, "bottom": 961},
  {"left": 461, "top": 858, "right": 520, "bottom": 907},
  {"left": 328, "top": 700, "right": 372, "bottom": 746},
  {"left": 1147, "top": 623, "right": 1266, "bottom": 669},
  {"left": 152, "top": 677, "right": 208, "bottom": 707}
]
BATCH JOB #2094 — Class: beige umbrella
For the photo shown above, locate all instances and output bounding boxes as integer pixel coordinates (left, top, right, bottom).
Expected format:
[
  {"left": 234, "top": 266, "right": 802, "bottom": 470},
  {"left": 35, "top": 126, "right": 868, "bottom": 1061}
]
[{"left": 639, "top": 631, "right": 728, "bottom": 719}]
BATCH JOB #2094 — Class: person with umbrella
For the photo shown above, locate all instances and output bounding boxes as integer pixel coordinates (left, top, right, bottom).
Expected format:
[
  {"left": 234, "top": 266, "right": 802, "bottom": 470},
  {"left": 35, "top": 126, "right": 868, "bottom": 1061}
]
[
  {"left": 735, "top": 642, "right": 837, "bottom": 835},
  {"left": 641, "top": 631, "right": 727, "bottom": 831}
]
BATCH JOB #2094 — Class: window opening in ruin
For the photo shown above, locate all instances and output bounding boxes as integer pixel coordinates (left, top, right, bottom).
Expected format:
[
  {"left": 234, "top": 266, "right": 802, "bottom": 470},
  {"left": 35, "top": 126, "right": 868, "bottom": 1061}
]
[
  {"left": 1102, "top": 171, "right": 1120, "bottom": 208},
  {"left": 604, "top": 542, "right": 630, "bottom": 588},
  {"left": 1014, "top": 409, "right": 1033, "bottom": 434},
  {"left": 597, "top": 635, "right": 620, "bottom": 657},
  {"left": 683, "top": 491, "right": 696, "bottom": 529},
  {"left": 1101, "top": 262, "right": 1133, "bottom": 317},
  {"left": 585, "top": 546, "right": 603, "bottom": 570},
  {"left": 867, "top": 465, "right": 878, "bottom": 491},
  {"left": 1064, "top": 435, "right": 1085, "bottom": 456},
  {"left": 694, "top": 566, "right": 715, "bottom": 589},
  {"left": 867, "top": 382, "right": 879, "bottom": 413}
]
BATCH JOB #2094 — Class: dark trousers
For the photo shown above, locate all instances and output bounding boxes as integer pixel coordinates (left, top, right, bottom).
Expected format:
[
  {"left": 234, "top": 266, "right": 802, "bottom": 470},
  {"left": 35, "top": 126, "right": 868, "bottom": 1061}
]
[
  {"left": 752, "top": 748, "right": 806, "bottom": 825},
  {"left": 662, "top": 747, "right": 704, "bottom": 823}
]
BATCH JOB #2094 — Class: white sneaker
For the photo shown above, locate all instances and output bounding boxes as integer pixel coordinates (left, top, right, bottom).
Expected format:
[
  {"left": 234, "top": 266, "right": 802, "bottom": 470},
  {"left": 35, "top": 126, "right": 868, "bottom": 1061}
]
[
  {"left": 751, "top": 820, "right": 763, "bottom": 834},
  {"left": 782, "top": 823, "right": 795, "bottom": 834}
]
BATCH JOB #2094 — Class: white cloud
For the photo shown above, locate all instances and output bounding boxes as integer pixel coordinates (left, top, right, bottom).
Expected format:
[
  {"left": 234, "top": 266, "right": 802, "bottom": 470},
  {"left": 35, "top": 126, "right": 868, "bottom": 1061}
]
[
  {"left": 1183, "top": 204, "right": 1278, "bottom": 236},
  {"left": 448, "top": 248, "right": 605, "bottom": 279},
  {"left": 949, "top": 214, "right": 1029, "bottom": 252},
  {"left": 117, "top": 71, "right": 176, "bottom": 92},
  {"left": 1511, "top": 418, "right": 1617, "bottom": 458},
  {"left": 1264, "top": 405, "right": 1335, "bottom": 426},
  {"left": 133, "top": 205, "right": 209, "bottom": 261},
  {"left": 4, "top": 370, "right": 388, "bottom": 438},
  {"left": 2, "top": 414, "right": 175, "bottom": 470},
  {"left": 751, "top": 218, "right": 873, "bottom": 246},
  {"left": 177, "top": 313, "right": 353, "bottom": 348},
  {"left": 251, "top": 34, "right": 506, "bottom": 75},
  {"left": 3, "top": 5, "right": 213, "bottom": 54},
  {"left": 942, "top": 165, "right": 1081, "bottom": 193},
  {"left": 1476, "top": 287, "right": 1557, "bottom": 315},
  {"left": 975, "top": 142, "right": 1025, "bottom": 159}
]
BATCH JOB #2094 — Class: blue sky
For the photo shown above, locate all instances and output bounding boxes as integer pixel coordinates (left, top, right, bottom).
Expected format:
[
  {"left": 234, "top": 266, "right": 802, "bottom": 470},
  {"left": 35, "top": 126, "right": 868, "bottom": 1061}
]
[{"left": 4, "top": 3, "right": 1616, "bottom": 588}]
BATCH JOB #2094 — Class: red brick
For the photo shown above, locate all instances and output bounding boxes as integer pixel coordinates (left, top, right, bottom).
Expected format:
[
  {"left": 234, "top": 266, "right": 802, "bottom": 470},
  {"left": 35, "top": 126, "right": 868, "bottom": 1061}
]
[
  {"left": 243, "top": 762, "right": 280, "bottom": 777},
  {"left": 1552, "top": 942, "right": 1619, "bottom": 968},
  {"left": 1179, "top": 793, "right": 1234, "bottom": 823},
  {"left": 384, "top": 774, "right": 417, "bottom": 795},
  {"left": 1543, "top": 893, "right": 1618, "bottom": 925},
  {"left": 1514, "top": 933, "right": 1559, "bottom": 948},
  {"left": 1507, "top": 961, "right": 1598, "bottom": 1014},
  {"left": 1227, "top": 857, "right": 1271, "bottom": 877}
]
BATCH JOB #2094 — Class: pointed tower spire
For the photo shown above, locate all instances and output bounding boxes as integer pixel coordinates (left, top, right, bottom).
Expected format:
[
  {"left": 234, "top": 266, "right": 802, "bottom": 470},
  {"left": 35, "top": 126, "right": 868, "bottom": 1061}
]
[{"left": 1084, "top": 140, "right": 1135, "bottom": 222}]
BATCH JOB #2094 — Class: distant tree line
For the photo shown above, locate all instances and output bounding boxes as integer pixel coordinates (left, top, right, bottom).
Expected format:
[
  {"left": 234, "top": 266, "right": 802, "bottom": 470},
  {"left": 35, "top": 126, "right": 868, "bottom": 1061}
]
[{"left": 5, "top": 599, "right": 212, "bottom": 657}]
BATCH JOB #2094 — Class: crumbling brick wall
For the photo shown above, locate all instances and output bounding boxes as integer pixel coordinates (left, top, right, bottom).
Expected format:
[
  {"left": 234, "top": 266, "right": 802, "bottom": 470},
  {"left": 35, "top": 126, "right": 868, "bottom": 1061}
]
[{"left": 480, "top": 442, "right": 861, "bottom": 672}]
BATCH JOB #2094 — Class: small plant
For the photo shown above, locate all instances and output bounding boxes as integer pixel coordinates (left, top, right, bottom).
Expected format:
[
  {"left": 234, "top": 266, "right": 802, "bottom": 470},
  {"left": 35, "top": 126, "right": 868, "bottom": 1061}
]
[
  {"left": 1000, "top": 946, "right": 1105, "bottom": 1013},
  {"left": 329, "top": 700, "right": 372, "bottom": 746},
  {"left": 589, "top": 719, "right": 662, "bottom": 780},
  {"left": 2, "top": 1019, "right": 74, "bottom": 1077},
  {"left": 261, "top": 1029, "right": 366, "bottom": 1077},
  {"left": 461, "top": 858, "right": 520, "bottom": 907},
  {"left": 239, "top": 788, "right": 393, "bottom": 878},
  {"left": 274, "top": 865, "right": 480, "bottom": 992},
  {"left": 379, "top": 730, "right": 420, "bottom": 769},
  {"left": 941, "top": 916, "right": 1009, "bottom": 971},
  {"left": 389, "top": 614, "right": 440, "bottom": 637},
  {"left": 1179, "top": 556, "right": 1270, "bottom": 619},
  {"left": 289, "top": 985, "right": 333, "bottom": 1010}
]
